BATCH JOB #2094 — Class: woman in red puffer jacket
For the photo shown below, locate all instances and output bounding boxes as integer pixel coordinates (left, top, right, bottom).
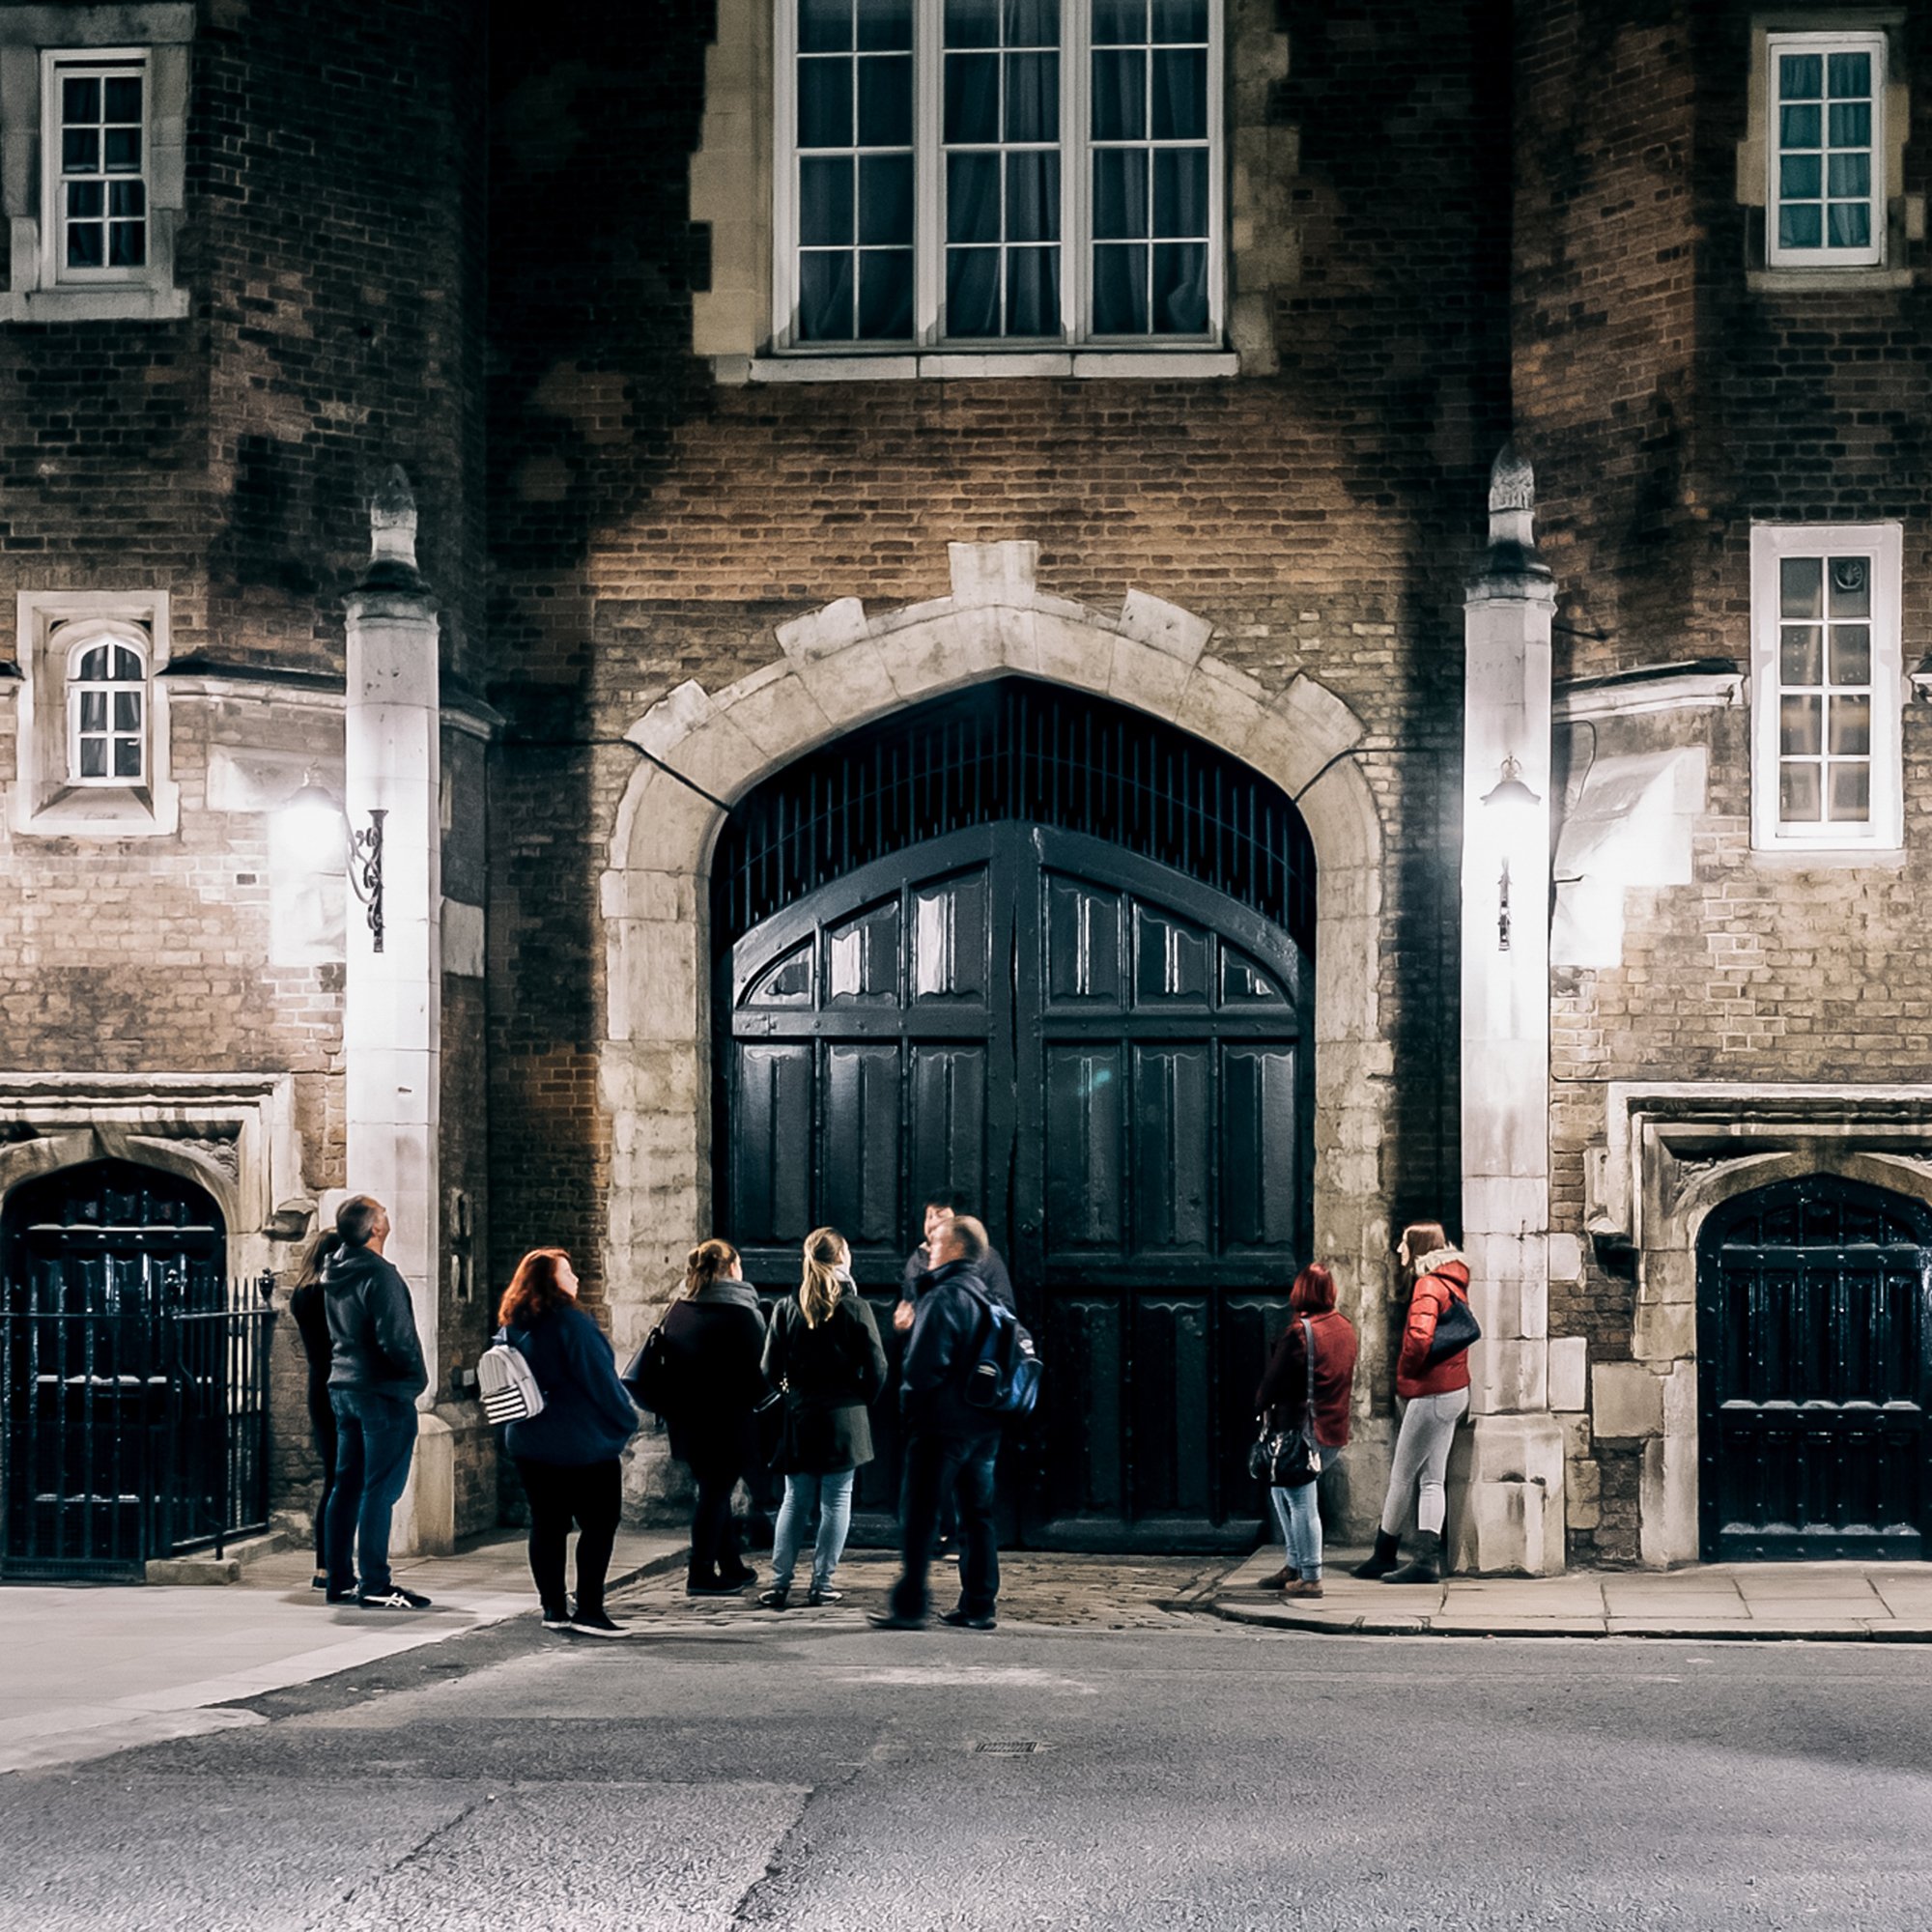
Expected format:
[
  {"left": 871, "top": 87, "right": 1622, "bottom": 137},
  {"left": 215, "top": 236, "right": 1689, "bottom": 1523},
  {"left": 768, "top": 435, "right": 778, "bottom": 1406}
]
[{"left": 1353, "top": 1220, "right": 1474, "bottom": 1585}]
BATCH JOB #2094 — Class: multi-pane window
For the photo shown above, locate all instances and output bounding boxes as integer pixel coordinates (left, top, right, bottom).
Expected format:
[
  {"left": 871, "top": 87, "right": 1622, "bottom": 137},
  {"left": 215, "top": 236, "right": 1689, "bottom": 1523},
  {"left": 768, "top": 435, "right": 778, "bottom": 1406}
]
[
  {"left": 1750, "top": 526, "right": 1902, "bottom": 853},
  {"left": 1776, "top": 555, "right": 1872, "bottom": 827},
  {"left": 1090, "top": 0, "right": 1209, "bottom": 334},
  {"left": 781, "top": 0, "right": 1221, "bottom": 351},
  {"left": 1766, "top": 32, "right": 1884, "bottom": 269},
  {"left": 67, "top": 637, "right": 147, "bottom": 784},
  {"left": 52, "top": 58, "right": 148, "bottom": 277},
  {"left": 796, "top": 0, "right": 915, "bottom": 340},
  {"left": 944, "top": 0, "right": 1061, "bottom": 338}
]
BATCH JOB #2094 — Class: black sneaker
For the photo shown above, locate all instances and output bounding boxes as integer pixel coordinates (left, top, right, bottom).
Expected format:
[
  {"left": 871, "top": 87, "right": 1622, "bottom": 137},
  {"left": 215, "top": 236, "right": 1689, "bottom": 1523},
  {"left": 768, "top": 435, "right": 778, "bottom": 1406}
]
[
  {"left": 569, "top": 1608, "right": 631, "bottom": 1637},
  {"left": 686, "top": 1578, "right": 753, "bottom": 1598},
  {"left": 940, "top": 1608, "right": 997, "bottom": 1632},
  {"left": 867, "top": 1610, "right": 926, "bottom": 1631},
  {"left": 357, "top": 1584, "right": 433, "bottom": 1611},
  {"left": 542, "top": 1607, "right": 574, "bottom": 1632},
  {"left": 756, "top": 1587, "right": 790, "bottom": 1610},
  {"left": 324, "top": 1584, "right": 360, "bottom": 1605},
  {"left": 806, "top": 1587, "right": 842, "bottom": 1606}
]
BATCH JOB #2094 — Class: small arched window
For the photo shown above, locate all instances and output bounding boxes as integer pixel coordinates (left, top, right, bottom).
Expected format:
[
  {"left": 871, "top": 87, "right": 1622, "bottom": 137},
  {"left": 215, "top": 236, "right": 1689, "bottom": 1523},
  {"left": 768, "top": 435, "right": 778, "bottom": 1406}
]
[{"left": 65, "top": 630, "right": 147, "bottom": 784}]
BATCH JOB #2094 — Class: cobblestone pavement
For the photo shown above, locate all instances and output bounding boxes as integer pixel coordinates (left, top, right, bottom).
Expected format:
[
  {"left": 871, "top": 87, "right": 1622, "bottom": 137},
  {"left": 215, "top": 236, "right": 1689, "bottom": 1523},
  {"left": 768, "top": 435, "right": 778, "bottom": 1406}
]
[{"left": 607, "top": 1547, "right": 1237, "bottom": 1632}]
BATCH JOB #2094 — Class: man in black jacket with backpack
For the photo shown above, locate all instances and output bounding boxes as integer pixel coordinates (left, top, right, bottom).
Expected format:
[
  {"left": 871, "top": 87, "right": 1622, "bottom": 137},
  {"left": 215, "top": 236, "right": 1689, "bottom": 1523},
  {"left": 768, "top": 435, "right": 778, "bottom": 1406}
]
[{"left": 871, "top": 1214, "right": 1003, "bottom": 1634}]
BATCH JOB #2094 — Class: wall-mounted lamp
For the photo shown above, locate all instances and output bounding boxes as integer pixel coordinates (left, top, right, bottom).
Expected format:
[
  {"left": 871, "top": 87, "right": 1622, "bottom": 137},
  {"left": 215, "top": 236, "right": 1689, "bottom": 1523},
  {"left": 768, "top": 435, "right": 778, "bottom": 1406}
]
[
  {"left": 282, "top": 773, "right": 386, "bottom": 952},
  {"left": 1481, "top": 754, "right": 1541, "bottom": 953}
]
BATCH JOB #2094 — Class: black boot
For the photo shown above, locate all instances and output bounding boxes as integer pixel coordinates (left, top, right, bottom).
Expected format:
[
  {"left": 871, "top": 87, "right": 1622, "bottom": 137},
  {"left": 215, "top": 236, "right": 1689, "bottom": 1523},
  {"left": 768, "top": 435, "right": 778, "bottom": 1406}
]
[
  {"left": 1350, "top": 1531, "right": 1400, "bottom": 1579},
  {"left": 1381, "top": 1529, "right": 1442, "bottom": 1584}
]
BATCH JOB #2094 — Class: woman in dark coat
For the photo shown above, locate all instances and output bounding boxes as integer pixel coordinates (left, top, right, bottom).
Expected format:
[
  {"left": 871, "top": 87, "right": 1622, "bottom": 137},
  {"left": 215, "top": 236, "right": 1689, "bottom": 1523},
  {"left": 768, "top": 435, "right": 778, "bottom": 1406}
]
[
  {"left": 288, "top": 1230, "right": 343, "bottom": 1589},
  {"left": 500, "top": 1247, "right": 639, "bottom": 1634},
  {"left": 1254, "top": 1263, "right": 1359, "bottom": 1600},
  {"left": 757, "top": 1227, "right": 889, "bottom": 1610},
  {"left": 660, "top": 1237, "right": 771, "bottom": 1597}
]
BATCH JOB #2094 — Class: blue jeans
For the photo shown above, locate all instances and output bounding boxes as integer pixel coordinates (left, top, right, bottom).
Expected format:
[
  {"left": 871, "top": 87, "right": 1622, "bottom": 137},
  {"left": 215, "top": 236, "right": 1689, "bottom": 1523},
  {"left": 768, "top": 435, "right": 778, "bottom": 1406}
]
[
  {"left": 770, "top": 1468, "right": 857, "bottom": 1595},
  {"left": 325, "top": 1389, "right": 418, "bottom": 1595},
  {"left": 1270, "top": 1447, "right": 1344, "bottom": 1581},
  {"left": 892, "top": 1431, "right": 1000, "bottom": 1622}
]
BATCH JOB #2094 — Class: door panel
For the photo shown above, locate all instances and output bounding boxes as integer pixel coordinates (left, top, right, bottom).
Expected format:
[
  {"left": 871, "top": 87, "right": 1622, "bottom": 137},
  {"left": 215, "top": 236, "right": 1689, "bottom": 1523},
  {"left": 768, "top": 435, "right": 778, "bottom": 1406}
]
[
  {"left": 1697, "top": 1177, "right": 1930, "bottom": 1561},
  {"left": 720, "top": 821, "right": 1312, "bottom": 1549}
]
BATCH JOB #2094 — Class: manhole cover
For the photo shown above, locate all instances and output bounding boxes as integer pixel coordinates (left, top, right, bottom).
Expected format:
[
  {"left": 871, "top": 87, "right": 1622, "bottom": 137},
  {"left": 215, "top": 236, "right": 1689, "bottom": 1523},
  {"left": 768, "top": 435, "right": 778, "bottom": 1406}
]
[{"left": 974, "top": 1741, "right": 1040, "bottom": 1754}]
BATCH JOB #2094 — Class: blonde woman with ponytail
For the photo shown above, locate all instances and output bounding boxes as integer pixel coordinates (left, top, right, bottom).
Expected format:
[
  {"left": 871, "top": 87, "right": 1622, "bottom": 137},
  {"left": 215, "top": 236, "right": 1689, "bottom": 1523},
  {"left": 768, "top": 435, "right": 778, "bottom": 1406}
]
[
  {"left": 659, "top": 1236, "right": 772, "bottom": 1596},
  {"left": 758, "top": 1227, "right": 889, "bottom": 1609}
]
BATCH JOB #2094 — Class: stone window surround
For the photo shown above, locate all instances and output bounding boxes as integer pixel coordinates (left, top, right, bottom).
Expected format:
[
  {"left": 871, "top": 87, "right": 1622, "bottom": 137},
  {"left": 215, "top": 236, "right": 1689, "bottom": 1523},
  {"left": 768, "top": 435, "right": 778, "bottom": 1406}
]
[
  {"left": 1737, "top": 8, "right": 1922, "bottom": 291},
  {"left": 7, "top": 588, "right": 179, "bottom": 837},
  {"left": 596, "top": 539, "right": 1391, "bottom": 1512},
  {"left": 691, "top": 0, "right": 1273, "bottom": 382},
  {"left": 0, "top": 4, "right": 191, "bottom": 324},
  {"left": 1583, "top": 1079, "right": 1932, "bottom": 1566},
  {"left": 1747, "top": 522, "right": 1903, "bottom": 856},
  {"left": 0, "top": 1070, "right": 310, "bottom": 1285}
]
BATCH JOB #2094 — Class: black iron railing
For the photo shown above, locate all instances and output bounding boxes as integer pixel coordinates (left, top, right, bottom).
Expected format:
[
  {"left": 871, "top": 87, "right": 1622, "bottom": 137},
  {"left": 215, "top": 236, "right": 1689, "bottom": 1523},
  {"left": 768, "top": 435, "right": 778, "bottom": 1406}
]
[{"left": 0, "top": 1272, "right": 275, "bottom": 1581}]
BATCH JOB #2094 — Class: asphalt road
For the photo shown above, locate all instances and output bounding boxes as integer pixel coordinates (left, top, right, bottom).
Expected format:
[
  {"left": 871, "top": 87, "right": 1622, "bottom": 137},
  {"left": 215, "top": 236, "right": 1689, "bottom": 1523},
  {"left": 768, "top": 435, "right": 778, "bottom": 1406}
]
[{"left": 4, "top": 1608, "right": 1930, "bottom": 1931}]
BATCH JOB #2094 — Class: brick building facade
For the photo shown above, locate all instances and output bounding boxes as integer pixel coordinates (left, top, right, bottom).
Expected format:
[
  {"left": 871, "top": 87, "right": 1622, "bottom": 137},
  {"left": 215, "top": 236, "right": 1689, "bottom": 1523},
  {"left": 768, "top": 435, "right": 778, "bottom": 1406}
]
[{"left": 1, "top": 0, "right": 1926, "bottom": 1574}]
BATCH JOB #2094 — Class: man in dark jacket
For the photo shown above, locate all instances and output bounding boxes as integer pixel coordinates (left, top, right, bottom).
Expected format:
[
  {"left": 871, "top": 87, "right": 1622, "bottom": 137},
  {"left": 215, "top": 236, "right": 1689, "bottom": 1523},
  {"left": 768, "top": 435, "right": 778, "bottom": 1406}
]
[
  {"left": 323, "top": 1194, "right": 432, "bottom": 1609},
  {"left": 871, "top": 1214, "right": 1003, "bottom": 1633}
]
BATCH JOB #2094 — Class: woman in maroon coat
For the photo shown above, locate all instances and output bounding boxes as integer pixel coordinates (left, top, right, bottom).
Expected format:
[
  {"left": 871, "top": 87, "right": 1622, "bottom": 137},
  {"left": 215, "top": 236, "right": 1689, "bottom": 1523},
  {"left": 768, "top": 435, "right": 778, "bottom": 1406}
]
[{"left": 1254, "top": 1264, "right": 1359, "bottom": 1599}]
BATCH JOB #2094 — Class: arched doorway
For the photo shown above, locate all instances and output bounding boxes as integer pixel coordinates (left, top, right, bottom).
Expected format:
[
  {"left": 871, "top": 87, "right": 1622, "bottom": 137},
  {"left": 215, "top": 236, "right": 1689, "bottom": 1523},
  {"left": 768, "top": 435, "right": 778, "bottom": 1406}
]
[
  {"left": 1696, "top": 1175, "right": 1931, "bottom": 1561},
  {"left": 0, "top": 1159, "right": 251, "bottom": 1579},
  {"left": 713, "top": 678, "right": 1317, "bottom": 1549}
]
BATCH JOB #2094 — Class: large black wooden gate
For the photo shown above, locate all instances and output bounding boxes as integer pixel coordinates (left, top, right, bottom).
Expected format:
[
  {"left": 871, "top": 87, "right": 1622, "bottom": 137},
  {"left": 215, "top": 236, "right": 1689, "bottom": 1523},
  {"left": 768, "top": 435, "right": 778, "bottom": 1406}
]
[
  {"left": 714, "top": 680, "right": 1317, "bottom": 1550},
  {"left": 1697, "top": 1176, "right": 1931, "bottom": 1562},
  {"left": 1, "top": 1160, "right": 274, "bottom": 1580}
]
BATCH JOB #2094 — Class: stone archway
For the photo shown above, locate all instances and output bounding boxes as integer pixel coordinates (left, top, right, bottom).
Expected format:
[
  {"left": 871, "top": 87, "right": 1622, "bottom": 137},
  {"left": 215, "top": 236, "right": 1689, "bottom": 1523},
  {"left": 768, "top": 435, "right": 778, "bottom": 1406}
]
[{"left": 598, "top": 544, "right": 1389, "bottom": 1513}]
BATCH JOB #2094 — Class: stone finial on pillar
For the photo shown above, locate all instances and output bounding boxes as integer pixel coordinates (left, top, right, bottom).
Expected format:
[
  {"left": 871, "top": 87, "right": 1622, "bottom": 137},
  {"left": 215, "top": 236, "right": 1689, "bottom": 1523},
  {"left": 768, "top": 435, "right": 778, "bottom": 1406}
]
[
  {"left": 1478, "top": 441, "right": 1550, "bottom": 582},
  {"left": 362, "top": 464, "right": 426, "bottom": 585}
]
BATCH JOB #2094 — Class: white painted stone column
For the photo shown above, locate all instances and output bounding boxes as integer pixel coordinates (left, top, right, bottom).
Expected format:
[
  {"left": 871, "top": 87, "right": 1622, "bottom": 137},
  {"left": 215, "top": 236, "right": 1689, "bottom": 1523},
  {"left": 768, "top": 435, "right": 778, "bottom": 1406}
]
[
  {"left": 343, "top": 469, "right": 449, "bottom": 1553},
  {"left": 1453, "top": 444, "right": 1566, "bottom": 1576}
]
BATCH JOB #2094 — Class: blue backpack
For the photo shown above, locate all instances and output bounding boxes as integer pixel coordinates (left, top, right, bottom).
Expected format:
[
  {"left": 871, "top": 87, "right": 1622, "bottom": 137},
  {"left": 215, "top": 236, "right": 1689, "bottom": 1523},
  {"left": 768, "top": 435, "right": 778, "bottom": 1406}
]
[{"left": 960, "top": 1283, "right": 1041, "bottom": 1418}]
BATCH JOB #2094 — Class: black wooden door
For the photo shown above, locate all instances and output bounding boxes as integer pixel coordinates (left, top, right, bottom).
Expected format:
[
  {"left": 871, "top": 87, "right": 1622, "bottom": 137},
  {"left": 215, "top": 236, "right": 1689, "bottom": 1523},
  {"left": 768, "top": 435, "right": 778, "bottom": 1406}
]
[
  {"left": 1697, "top": 1176, "right": 1931, "bottom": 1561},
  {"left": 720, "top": 822, "right": 1312, "bottom": 1550}
]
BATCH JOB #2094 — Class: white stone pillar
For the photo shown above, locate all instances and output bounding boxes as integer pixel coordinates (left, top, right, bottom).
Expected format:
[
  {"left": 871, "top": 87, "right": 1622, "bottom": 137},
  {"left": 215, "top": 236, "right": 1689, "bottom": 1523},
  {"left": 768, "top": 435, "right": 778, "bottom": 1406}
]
[
  {"left": 343, "top": 468, "right": 448, "bottom": 1552},
  {"left": 1453, "top": 444, "right": 1566, "bottom": 1576}
]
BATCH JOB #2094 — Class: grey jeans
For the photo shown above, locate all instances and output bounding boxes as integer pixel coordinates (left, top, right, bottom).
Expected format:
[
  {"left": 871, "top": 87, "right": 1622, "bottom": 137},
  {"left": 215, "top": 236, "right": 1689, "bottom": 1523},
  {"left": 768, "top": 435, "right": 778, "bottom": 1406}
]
[{"left": 1379, "top": 1388, "right": 1469, "bottom": 1538}]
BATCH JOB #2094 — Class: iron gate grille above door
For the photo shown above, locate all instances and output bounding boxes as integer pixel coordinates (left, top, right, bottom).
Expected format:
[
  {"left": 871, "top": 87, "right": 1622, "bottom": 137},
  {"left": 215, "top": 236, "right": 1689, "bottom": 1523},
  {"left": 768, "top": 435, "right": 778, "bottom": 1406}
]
[
  {"left": 712, "top": 676, "right": 1318, "bottom": 958},
  {"left": 1697, "top": 1176, "right": 1930, "bottom": 1562}
]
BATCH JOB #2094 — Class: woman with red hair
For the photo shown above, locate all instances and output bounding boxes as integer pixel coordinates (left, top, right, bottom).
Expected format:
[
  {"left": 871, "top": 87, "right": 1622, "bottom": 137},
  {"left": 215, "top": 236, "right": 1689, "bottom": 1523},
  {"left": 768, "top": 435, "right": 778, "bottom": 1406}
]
[
  {"left": 497, "top": 1249, "right": 639, "bottom": 1635},
  {"left": 1254, "top": 1264, "right": 1359, "bottom": 1599}
]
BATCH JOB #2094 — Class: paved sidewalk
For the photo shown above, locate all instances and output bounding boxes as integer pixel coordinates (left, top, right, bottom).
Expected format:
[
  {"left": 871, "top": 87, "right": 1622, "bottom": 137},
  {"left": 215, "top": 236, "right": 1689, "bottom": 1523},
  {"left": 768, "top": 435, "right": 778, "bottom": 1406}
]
[
  {"left": 1209, "top": 1544, "right": 1932, "bottom": 1639},
  {"left": 0, "top": 1527, "right": 684, "bottom": 1776}
]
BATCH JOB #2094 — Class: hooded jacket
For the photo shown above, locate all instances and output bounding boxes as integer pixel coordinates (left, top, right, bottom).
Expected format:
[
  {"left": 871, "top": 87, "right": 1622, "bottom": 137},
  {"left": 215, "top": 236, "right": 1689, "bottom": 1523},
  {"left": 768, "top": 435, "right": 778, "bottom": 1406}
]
[
  {"left": 323, "top": 1241, "right": 428, "bottom": 1402},
  {"left": 1395, "top": 1247, "right": 1474, "bottom": 1400}
]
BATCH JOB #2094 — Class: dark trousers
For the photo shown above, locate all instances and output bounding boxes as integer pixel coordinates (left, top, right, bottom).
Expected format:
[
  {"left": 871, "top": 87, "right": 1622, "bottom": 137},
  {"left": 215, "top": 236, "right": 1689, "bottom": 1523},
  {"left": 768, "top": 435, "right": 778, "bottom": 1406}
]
[
  {"left": 306, "top": 1382, "right": 339, "bottom": 1571},
  {"left": 688, "top": 1454, "right": 750, "bottom": 1585},
  {"left": 892, "top": 1430, "right": 1001, "bottom": 1621},
  {"left": 325, "top": 1388, "right": 418, "bottom": 1595},
  {"left": 516, "top": 1456, "right": 623, "bottom": 1617}
]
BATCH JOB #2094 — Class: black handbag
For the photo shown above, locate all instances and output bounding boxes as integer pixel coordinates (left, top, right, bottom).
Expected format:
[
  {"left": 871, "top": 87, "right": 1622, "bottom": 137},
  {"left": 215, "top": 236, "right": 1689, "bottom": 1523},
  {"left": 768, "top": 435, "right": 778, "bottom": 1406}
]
[
  {"left": 620, "top": 1322, "right": 673, "bottom": 1416},
  {"left": 1249, "top": 1317, "right": 1323, "bottom": 1490},
  {"left": 1424, "top": 1287, "right": 1481, "bottom": 1368}
]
